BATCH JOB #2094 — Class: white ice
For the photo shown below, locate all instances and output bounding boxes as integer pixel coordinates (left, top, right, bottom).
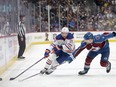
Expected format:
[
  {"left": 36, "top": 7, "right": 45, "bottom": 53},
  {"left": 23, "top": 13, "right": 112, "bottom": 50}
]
[{"left": 0, "top": 43, "right": 116, "bottom": 87}]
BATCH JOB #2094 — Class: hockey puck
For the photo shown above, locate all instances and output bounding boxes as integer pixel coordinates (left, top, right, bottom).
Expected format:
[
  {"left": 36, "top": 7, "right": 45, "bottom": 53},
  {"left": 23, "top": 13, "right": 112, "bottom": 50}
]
[{"left": 0, "top": 78, "right": 2, "bottom": 81}]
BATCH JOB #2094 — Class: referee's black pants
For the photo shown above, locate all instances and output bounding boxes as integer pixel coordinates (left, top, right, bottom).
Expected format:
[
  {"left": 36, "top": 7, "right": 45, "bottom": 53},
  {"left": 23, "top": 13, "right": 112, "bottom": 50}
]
[{"left": 18, "top": 35, "right": 26, "bottom": 58}]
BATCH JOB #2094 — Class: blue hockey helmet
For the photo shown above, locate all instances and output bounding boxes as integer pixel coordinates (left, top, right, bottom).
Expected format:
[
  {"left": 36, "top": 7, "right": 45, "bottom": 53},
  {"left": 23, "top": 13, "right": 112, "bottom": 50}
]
[{"left": 84, "top": 32, "right": 93, "bottom": 40}]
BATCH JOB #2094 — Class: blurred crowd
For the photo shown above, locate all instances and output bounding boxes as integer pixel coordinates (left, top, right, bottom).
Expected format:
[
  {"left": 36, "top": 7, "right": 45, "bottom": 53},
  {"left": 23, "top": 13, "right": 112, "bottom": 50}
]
[
  {"left": 0, "top": 0, "right": 116, "bottom": 36},
  {"left": 28, "top": 0, "right": 116, "bottom": 32}
]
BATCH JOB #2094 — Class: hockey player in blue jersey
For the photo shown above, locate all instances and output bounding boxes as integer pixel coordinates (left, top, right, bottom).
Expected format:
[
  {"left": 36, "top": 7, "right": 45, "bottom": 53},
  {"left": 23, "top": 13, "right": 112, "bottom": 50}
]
[
  {"left": 40, "top": 27, "right": 75, "bottom": 75},
  {"left": 67, "top": 32, "right": 116, "bottom": 75}
]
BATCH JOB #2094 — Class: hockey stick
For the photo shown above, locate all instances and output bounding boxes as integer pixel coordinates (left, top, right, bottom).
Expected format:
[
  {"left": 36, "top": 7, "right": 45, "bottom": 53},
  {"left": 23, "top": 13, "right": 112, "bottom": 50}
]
[
  {"left": 19, "top": 72, "right": 41, "bottom": 82},
  {"left": 19, "top": 67, "right": 58, "bottom": 82},
  {"left": 19, "top": 66, "right": 58, "bottom": 82},
  {"left": 9, "top": 57, "right": 44, "bottom": 81},
  {"left": 19, "top": 61, "right": 67, "bottom": 82}
]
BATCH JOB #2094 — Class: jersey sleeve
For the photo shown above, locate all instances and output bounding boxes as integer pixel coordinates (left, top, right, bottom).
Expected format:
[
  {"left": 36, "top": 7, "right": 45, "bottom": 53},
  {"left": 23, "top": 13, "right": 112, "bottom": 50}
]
[
  {"left": 102, "top": 32, "right": 115, "bottom": 41},
  {"left": 72, "top": 41, "right": 87, "bottom": 58},
  {"left": 47, "top": 35, "right": 62, "bottom": 51}
]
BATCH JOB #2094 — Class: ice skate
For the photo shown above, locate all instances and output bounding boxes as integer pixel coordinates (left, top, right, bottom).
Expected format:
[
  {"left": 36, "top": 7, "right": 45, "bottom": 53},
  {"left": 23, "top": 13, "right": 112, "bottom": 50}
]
[
  {"left": 45, "top": 66, "right": 57, "bottom": 75},
  {"left": 18, "top": 56, "right": 25, "bottom": 59},
  {"left": 40, "top": 68, "right": 48, "bottom": 74},
  {"left": 45, "top": 69, "right": 54, "bottom": 75},
  {"left": 78, "top": 66, "right": 90, "bottom": 75},
  {"left": 106, "top": 62, "right": 111, "bottom": 73}
]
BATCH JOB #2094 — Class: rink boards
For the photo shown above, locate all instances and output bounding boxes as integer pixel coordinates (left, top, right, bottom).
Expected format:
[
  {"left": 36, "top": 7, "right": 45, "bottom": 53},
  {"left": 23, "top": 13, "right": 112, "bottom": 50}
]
[{"left": 0, "top": 31, "right": 116, "bottom": 75}]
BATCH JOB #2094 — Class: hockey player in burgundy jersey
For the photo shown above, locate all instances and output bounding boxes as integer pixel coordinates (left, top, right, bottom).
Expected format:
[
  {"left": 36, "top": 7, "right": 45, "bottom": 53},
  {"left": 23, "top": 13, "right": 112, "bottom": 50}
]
[{"left": 67, "top": 32, "right": 116, "bottom": 75}]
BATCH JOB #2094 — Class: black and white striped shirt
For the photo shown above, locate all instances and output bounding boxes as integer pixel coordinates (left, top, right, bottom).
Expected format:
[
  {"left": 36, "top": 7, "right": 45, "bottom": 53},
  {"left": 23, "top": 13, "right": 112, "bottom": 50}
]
[{"left": 17, "top": 22, "right": 26, "bottom": 37}]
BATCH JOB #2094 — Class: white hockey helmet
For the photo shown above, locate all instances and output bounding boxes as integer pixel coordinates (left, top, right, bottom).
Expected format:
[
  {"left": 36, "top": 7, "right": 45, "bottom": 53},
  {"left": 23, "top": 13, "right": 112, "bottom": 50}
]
[
  {"left": 61, "top": 27, "right": 69, "bottom": 38},
  {"left": 61, "top": 27, "right": 69, "bottom": 33}
]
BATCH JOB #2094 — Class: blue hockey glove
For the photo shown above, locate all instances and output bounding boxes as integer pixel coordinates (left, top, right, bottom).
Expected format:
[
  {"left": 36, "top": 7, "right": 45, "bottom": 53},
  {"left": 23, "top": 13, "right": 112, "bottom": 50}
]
[
  {"left": 44, "top": 49, "right": 50, "bottom": 58},
  {"left": 112, "top": 32, "right": 116, "bottom": 36},
  {"left": 66, "top": 56, "right": 73, "bottom": 63},
  {"left": 53, "top": 45, "right": 62, "bottom": 56},
  {"left": 66, "top": 54, "right": 75, "bottom": 63}
]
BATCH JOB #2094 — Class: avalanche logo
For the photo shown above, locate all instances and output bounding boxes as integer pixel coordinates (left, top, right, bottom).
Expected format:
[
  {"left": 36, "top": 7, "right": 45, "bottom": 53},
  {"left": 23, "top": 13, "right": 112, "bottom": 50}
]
[{"left": 95, "top": 36, "right": 100, "bottom": 40}]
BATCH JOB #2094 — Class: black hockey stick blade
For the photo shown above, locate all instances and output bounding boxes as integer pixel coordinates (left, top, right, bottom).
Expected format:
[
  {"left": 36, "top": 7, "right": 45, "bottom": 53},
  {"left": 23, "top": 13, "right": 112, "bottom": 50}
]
[{"left": 9, "top": 78, "right": 16, "bottom": 80}]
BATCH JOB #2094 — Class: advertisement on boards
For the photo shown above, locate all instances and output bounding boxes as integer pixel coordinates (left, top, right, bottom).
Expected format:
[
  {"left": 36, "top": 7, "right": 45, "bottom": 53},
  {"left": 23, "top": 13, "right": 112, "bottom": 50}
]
[{"left": 0, "top": 38, "right": 6, "bottom": 67}]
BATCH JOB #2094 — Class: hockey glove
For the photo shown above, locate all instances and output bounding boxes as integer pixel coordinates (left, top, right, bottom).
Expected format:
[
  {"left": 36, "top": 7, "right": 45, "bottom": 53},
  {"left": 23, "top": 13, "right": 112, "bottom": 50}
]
[
  {"left": 66, "top": 54, "right": 75, "bottom": 63},
  {"left": 44, "top": 49, "right": 50, "bottom": 58},
  {"left": 112, "top": 32, "right": 116, "bottom": 36},
  {"left": 66, "top": 56, "right": 73, "bottom": 63},
  {"left": 53, "top": 45, "right": 62, "bottom": 56}
]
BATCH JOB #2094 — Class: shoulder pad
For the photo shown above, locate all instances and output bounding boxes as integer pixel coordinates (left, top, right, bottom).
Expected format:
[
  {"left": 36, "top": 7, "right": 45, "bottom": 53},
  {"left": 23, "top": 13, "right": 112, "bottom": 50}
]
[
  {"left": 67, "top": 33, "right": 74, "bottom": 39},
  {"left": 56, "top": 34, "right": 62, "bottom": 40}
]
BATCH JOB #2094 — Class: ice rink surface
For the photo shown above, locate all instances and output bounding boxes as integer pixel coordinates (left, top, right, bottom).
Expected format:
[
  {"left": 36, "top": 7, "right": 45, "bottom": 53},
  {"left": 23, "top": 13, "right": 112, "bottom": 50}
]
[{"left": 0, "top": 43, "right": 116, "bottom": 87}]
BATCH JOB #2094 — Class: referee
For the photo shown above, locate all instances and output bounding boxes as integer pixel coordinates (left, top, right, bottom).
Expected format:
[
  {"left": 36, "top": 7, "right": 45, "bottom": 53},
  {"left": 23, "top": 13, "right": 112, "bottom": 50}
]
[{"left": 17, "top": 15, "right": 26, "bottom": 59}]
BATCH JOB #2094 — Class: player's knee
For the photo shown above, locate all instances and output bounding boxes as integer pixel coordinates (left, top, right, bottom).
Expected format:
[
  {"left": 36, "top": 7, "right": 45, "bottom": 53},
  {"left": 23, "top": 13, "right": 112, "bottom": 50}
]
[
  {"left": 85, "top": 56, "right": 93, "bottom": 66},
  {"left": 52, "top": 60, "right": 59, "bottom": 67},
  {"left": 49, "top": 54, "right": 57, "bottom": 61},
  {"left": 46, "top": 59, "right": 52, "bottom": 65},
  {"left": 100, "top": 61, "right": 108, "bottom": 67}
]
